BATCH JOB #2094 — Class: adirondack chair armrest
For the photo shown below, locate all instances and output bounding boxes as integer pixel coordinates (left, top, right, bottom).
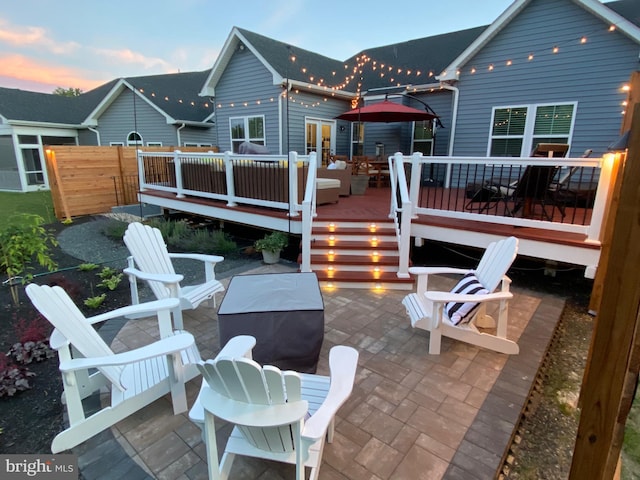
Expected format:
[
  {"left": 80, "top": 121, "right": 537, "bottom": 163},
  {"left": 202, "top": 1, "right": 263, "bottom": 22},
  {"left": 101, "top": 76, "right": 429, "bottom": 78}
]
[
  {"left": 49, "top": 328, "right": 69, "bottom": 351},
  {"left": 425, "top": 290, "right": 513, "bottom": 304},
  {"left": 216, "top": 335, "right": 256, "bottom": 359},
  {"left": 302, "top": 345, "right": 359, "bottom": 441},
  {"left": 58, "top": 332, "right": 195, "bottom": 373},
  {"left": 123, "top": 267, "right": 184, "bottom": 285},
  {"left": 85, "top": 298, "right": 181, "bottom": 326},
  {"left": 408, "top": 267, "right": 471, "bottom": 276},
  {"left": 167, "top": 253, "right": 224, "bottom": 264}
]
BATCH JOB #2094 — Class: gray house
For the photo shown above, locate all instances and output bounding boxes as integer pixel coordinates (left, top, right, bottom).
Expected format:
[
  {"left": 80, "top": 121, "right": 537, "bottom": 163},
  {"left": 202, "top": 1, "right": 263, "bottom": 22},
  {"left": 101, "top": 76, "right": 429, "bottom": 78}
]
[
  {"left": 201, "top": 0, "right": 639, "bottom": 167},
  {"left": 1, "top": 0, "right": 638, "bottom": 191},
  {"left": 0, "top": 71, "right": 215, "bottom": 192}
]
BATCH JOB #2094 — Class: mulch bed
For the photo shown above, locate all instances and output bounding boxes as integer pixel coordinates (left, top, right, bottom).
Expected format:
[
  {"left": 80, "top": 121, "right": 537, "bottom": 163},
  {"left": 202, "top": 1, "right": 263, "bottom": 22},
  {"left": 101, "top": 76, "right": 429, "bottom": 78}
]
[{"left": 0, "top": 222, "right": 130, "bottom": 454}]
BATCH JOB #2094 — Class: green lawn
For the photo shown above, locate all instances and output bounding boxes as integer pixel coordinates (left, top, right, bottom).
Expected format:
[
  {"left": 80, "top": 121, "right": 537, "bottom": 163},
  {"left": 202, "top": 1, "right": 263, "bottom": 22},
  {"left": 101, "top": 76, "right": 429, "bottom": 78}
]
[{"left": 0, "top": 191, "right": 57, "bottom": 224}]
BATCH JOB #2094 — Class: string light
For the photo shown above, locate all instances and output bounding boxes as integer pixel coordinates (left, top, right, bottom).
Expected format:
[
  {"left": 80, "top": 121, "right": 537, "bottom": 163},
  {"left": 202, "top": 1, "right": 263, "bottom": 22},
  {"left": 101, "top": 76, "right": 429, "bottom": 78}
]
[{"left": 145, "top": 19, "right": 631, "bottom": 115}]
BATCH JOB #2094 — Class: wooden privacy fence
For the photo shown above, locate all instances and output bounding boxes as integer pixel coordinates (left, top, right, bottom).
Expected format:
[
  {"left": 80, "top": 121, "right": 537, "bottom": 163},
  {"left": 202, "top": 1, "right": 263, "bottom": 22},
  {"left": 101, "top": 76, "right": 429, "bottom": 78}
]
[{"left": 44, "top": 146, "right": 218, "bottom": 220}]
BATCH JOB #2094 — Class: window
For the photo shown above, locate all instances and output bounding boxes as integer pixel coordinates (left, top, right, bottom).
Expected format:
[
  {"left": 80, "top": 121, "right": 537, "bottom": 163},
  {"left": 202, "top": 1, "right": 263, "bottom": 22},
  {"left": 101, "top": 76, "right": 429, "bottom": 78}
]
[
  {"left": 412, "top": 120, "right": 435, "bottom": 156},
  {"left": 230, "top": 116, "right": 265, "bottom": 152},
  {"left": 127, "top": 131, "right": 143, "bottom": 147},
  {"left": 147, "top": 142, "right": 163, "bottom": 147},
  {"left": 351, "top": 123, "right": 364, "bottom": 156},
  {"left": 489, "top": 103, "right": 575, "bottom": 156},
  {"left": 184, "top": 142, "right": 212, "bottom": 147},
  {"left": 110, "top": 142, "right": 124, "bottom": 146}
]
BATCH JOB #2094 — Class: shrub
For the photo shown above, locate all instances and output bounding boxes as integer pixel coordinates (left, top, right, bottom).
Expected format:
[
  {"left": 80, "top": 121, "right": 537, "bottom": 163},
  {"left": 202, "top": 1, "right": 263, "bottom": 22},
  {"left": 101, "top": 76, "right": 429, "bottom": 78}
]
[
  {"left": 7, "top": 341, "right": 54, "bottom": 365},
  {"left": 84, "top": 294, "right": 106, "bottom": 309},
  {"left": 0, "top": 353, "right": 35, "bottom": 397},
  {"left": 176, "top": 228, "right": 238, "bottom": 255},
  {"left": 0, "top": 214, "right": 58, "bottom": 305},
  {"left": 97, "top": 267, "right": 119, "bottom": 279},
  {"left": 147, "top": 218, "right": 191, "bottom": 245},
  {"left": 14, "top": 315, "right": 50, "bottom": 344},
  {"left": 46, "top": 274, "right": 83, "bottom": 300},
  {"left": 98, "top": 273, "right": 122, "bottom": 291},
  {"left": 101, "top": 218, "right": 129, "bottom": 242},
  {"left": 78, "top": 263, "right": 99, "bottom": 271}
]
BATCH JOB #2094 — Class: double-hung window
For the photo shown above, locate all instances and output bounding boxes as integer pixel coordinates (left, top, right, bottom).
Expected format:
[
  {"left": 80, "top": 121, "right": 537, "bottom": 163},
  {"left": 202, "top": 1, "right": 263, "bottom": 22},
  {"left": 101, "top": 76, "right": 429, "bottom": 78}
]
[
  {"left": 489, "top": 103, "right": 576, "bottom": 156},
  {"left": 230, "top": 116, "right": 265, "bottom": 153}
]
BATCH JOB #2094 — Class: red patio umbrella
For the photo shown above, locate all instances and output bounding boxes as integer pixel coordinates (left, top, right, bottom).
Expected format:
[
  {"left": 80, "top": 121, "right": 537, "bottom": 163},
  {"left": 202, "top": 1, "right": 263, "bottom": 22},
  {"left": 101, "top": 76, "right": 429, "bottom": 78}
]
[{"left": 335, "top": 99, "right": 438, "bottom": 123}]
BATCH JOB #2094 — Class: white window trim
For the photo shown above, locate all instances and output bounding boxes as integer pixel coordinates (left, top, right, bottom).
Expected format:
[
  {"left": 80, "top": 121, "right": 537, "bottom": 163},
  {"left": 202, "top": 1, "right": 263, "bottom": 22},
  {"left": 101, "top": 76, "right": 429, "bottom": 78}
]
[
  {"left": 127, "top": 131, "right": 143, "bottom": 147},
  {"left": 229, "top": 115, "right": 266, "bottom": 151},
  {"left": 487, "top": 102, "right": 577, "bottom": 157},
  {"left": 147, "top": 142, "right": 163, "bottom": 147},
  {"left": 110, "top": 142, "right": 124, "bottom": 146}
]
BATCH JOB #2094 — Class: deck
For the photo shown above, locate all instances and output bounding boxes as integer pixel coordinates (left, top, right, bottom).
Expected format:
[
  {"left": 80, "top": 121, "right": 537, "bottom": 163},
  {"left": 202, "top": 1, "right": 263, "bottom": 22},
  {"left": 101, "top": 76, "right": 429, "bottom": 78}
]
[
  {"left": 134, "top": 150, "right": 608, "bottom": 280},
  {"left": 74, "top": 262, "right": 564, "bottom": 479},
  {"left": 140, "top": 183, "right": 599, "bottom": 272}
]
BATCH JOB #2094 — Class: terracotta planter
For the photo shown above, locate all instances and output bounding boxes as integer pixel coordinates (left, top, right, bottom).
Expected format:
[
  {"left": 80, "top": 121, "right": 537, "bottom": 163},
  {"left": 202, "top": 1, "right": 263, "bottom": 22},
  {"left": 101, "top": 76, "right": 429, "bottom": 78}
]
[
  {"left": 350, "top": 175, "right": 368, "bottom": 195},
  {"left": 261, "top": 249, "right": 281, "bottom": 264}
]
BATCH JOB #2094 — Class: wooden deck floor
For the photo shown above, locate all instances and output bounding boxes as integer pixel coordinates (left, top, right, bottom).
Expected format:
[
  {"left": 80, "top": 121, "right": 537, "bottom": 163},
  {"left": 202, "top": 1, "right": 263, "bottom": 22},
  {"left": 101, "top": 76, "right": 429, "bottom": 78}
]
[{"left": 142, "top": 185, "right": 599, "bottom": 253}]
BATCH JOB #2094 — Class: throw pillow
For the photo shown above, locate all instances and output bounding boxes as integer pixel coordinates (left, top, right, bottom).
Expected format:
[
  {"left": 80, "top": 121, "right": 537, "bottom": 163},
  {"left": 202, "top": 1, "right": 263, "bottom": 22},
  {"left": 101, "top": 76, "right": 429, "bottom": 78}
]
[{"left": 444, "top": 273, "right": 488, "bottom": 325}]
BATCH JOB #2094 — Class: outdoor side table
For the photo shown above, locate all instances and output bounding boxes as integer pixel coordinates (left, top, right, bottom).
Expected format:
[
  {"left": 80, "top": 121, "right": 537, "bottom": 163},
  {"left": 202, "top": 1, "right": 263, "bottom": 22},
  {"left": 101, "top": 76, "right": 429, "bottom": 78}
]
[{"left": 217, "top": 272, "right": 324, "bottom": 373}]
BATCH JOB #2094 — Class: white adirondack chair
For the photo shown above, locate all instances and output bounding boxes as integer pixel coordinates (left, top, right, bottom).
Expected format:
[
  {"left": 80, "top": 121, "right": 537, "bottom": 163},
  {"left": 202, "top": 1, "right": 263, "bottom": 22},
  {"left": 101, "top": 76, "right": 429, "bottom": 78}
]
[
  {"left": 123, "top": 222, "right": 225, "bottom": 331},
  {"left": 25, "top": 283, "right": 200, "bottom": 453},
  {"left": 189, "top": 336, "right": 359, "bottom": 480},
  {"left": 402, "top": 236, "right": 519, "bottom": 355}
]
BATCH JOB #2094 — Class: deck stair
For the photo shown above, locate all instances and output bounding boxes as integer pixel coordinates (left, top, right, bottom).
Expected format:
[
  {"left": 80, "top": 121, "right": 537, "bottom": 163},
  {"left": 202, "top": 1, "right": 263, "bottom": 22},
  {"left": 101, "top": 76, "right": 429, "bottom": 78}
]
[{"left": 304, "top": 218, "right": 414, "bottom": 291}]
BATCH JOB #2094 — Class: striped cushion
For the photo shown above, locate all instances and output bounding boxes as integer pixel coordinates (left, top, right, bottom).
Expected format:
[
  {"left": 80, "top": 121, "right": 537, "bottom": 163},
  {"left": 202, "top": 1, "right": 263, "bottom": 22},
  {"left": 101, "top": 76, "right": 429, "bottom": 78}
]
[{"left": 445, "top": 273, "right": 488, "bottom": 325}]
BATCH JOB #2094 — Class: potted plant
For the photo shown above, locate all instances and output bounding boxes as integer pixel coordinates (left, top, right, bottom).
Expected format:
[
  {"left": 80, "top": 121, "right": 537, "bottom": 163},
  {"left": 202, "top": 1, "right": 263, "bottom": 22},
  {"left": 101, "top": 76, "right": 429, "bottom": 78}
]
[{"left": 254, "top": 231, "right": 288, "bottom": 264}]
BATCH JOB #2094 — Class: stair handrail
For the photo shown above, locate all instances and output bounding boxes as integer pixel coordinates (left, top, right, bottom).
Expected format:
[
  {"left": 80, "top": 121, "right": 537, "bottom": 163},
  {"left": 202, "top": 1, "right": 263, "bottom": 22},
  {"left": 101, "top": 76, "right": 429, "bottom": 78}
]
[
  {"left": 394, "top": 151, "right": 419, "bottom": 279},
  {"left": 299, "top": 151, "right": 317, "bottom": 272}
]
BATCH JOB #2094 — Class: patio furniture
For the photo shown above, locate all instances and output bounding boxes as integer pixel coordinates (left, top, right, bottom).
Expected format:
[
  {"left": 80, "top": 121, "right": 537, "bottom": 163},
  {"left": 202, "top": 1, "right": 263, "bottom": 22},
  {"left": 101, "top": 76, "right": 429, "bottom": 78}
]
[
  {"left": 465, "top": 143, "right": 570, "bottom": 219},
  {"left": 495, "top": 165, "right": 561, "bottom": 220},
  {"left": 315, "top": 177, "right": 340, "bottom": 204},
  {"left": 123, "top": 222, "right": 225, "bottom": 333},
  {"left": 25, "top": 284, "right": 199, "bottom": 453},
  {"left": 402, "top": 236, "right": 519, "bottom": 355},
  {"left": 217, "top": 272, "right": 324, "bottom": 373},
  {"left": 317, "top": 160, "right": 351, "bottom": 196},
  {"left": 189, "top": 335, "right": 359, "bottom": 480}
]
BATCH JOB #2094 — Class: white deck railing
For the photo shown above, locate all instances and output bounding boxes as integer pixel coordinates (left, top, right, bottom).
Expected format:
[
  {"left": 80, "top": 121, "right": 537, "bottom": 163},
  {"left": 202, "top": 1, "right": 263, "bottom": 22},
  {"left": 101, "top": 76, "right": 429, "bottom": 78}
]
[
  {"left": 388, "top": 152, "right": 611, "bottom": 278},
  {"left": 137, "top": 149, "right": 317, "bottom": 217},
  {"left": 136, "top": 149, "right": 318, "bottom": 271},
  {"left": 138, "top": 149, "right": 612, "bottom": 280}
]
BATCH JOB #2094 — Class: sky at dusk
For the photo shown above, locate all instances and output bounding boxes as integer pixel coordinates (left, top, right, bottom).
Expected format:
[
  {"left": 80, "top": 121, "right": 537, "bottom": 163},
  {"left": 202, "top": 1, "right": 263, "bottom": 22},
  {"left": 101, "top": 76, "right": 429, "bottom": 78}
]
[{"left": 0, "top": 0, "right": 616, "bottom": 94}]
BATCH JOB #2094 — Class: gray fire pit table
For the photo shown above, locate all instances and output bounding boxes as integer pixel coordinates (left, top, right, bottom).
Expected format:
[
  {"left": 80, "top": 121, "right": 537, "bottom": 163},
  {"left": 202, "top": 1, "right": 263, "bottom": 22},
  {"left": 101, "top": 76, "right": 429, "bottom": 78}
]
[{"left": 217, "top": 272, "right": 324, "bottom": 373}]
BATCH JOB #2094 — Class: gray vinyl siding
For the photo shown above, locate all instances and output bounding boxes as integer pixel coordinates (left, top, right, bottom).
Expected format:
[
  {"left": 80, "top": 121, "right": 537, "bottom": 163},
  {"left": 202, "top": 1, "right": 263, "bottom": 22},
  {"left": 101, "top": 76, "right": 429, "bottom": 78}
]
[
  {"left": 214, "top": 50, "right": 282, "bottom": 153},
  {"left": 77, "top": 129, "right": 99, "bottom": 146},
  {"left": 179, "top": 127, "right": 217, "bottom": 147},
  {"left": 414, "top": 91, "right": 454, "bottom": 156},
  {"left": 355, "top": 92, "right": 454, "bottom": 158},
  {"left": 452, "top": 0, "right": 639, "bottom": 159},
  {"left": 97, "top": 90, "right": 178, "bottom": 146}
]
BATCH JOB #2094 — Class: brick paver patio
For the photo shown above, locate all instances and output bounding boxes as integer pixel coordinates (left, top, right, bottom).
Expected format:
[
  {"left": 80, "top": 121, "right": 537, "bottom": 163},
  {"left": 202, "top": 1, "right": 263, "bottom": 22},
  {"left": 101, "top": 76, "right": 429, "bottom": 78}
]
[{"left": 74, "top": 262, "right": 563, "bottom": 480}]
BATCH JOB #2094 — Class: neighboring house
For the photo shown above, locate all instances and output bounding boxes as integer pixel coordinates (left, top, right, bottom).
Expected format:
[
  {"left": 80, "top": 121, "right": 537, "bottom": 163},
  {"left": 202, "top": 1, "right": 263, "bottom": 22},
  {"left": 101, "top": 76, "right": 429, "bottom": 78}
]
[
  {"left": 201, "top": 0, "right": 639, "bottom": 169},
  {"left": 84, "top": 71, "right": 216, "bottom": 149},
  {"left": 0, "top": 71, "right": 215, "bottom": 192}
]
